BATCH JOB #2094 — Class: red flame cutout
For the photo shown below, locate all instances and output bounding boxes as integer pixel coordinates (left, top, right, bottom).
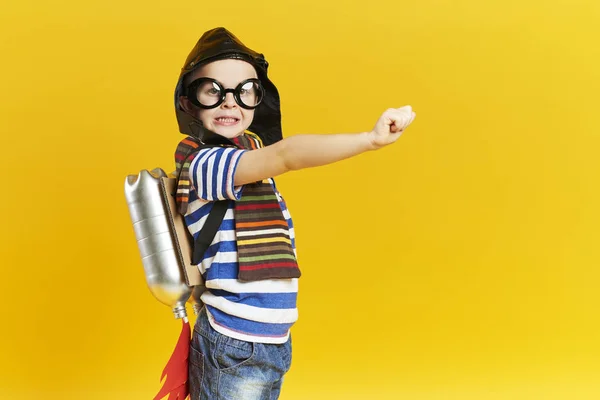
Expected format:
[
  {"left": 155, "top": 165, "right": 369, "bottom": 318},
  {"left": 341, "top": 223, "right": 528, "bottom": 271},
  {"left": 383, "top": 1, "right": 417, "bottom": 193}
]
[{"left": 154, "top": 319, "right": 191, "bottom": 400}]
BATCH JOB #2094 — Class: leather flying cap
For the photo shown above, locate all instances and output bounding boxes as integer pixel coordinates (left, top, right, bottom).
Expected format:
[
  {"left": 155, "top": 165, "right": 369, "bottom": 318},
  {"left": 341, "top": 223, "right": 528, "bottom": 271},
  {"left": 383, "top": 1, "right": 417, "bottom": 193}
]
[{"left": 174, "top": 27, "right": 283, "bottom": 146}]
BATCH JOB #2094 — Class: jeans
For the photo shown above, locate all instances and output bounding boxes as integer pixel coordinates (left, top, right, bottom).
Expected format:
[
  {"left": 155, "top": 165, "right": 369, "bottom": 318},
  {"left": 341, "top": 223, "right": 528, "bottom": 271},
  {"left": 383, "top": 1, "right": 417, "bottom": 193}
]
[{"left": 188, "top": 307, "right": 293, "bottom": 400}]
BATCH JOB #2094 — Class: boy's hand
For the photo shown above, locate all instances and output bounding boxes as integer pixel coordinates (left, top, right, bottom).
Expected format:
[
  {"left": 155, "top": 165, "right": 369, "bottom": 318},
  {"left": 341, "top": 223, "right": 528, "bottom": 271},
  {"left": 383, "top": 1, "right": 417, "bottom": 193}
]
[{"left": 367, "top": 106, "right": 416, "bottom": 149}]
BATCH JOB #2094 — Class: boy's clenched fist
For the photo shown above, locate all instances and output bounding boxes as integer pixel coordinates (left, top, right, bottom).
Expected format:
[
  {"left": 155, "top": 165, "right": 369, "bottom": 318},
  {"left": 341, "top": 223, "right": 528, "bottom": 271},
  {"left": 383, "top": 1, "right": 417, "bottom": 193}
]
[{"left": 368, "top": 106, "right": 416, "bottom": 149}]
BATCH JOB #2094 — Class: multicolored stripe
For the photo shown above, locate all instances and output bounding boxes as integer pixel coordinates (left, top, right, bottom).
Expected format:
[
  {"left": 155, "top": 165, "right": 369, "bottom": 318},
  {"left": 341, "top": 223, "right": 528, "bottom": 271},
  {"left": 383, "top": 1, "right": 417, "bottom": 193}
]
[
  {"left": 229, "top": 133, "right": 301, "bottom": 281},
  {"left": 174, "top": 137, "right": 203, "bottom": 214}
]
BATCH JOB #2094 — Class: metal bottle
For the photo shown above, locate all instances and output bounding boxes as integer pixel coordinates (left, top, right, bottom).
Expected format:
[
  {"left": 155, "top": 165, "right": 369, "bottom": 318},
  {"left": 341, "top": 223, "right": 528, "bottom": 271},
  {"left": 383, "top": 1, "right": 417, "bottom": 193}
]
[{"left": 124, "top": 168, "right": 192, "bottom": 319}]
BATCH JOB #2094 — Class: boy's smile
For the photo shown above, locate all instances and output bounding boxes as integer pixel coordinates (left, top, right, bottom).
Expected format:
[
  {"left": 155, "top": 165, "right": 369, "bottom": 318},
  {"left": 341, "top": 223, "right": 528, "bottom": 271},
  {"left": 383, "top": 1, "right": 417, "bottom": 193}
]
[
  {"left": 180, "top": 59, "right": 258, "bottom": 139},
  {"left": 214, "top": 116, "right": 239, "bottom": 126}
]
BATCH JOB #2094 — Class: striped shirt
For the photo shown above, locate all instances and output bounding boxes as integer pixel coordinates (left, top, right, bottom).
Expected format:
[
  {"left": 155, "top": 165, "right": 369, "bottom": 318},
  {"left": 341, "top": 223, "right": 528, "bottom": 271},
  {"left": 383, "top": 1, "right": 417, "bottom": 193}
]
[{"left": 185, "top": 146, "right": 298, "bottom": 344}]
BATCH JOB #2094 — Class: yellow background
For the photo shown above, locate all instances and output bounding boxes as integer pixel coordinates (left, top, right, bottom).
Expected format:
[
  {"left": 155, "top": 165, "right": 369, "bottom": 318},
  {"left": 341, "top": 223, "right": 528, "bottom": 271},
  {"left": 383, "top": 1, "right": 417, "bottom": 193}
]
[{"left": 1, "top": 0, "right": 599, "bottom": 398}]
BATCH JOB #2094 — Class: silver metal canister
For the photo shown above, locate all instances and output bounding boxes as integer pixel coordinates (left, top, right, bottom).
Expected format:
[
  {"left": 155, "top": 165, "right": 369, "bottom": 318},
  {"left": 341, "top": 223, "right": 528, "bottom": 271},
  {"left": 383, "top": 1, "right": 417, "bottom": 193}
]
[{"left": 124, "top": 168, "right": 192, "bottom": 319}]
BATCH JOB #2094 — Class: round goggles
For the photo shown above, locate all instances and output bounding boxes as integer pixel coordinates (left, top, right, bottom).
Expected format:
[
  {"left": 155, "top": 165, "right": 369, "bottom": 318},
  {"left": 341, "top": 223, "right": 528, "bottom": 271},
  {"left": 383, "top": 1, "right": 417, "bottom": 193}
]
[{"left": 185, "top": 78, "right": 264, "bottom": 110}]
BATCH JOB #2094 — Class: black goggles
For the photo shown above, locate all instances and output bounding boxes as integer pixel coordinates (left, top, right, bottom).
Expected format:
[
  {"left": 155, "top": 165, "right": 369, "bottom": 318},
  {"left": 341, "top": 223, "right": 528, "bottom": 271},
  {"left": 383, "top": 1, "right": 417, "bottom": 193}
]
[{"left": 185, "top": 77, "right": 264, "bottom": 110}]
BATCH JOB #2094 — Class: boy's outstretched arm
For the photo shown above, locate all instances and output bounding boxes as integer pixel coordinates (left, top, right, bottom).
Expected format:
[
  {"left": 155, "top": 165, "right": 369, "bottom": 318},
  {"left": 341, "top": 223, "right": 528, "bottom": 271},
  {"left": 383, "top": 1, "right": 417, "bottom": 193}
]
[{"left": 234, "top": 106, "right": 416, "bottom": 186}]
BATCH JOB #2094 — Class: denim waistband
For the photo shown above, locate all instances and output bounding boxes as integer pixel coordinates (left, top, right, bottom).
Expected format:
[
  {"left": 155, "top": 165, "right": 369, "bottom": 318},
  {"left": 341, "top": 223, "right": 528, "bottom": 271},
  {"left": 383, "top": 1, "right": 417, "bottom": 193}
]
[{"left": 194, "top": 306, "right": 220, "bottom": 344}]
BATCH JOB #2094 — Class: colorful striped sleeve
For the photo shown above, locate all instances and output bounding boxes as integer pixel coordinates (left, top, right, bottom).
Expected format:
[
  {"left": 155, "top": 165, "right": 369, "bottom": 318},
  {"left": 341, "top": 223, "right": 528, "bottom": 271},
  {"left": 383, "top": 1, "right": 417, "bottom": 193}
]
[{"left": 189, "top": 147, "right": 247, "bottom": 201}]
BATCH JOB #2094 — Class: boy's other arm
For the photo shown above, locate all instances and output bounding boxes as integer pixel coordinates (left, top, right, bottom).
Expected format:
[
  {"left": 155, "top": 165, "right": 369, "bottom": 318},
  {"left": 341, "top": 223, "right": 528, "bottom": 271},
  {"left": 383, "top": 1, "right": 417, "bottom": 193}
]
[{"left": 234, "top": 106, "right": 416, "bottom": 186}]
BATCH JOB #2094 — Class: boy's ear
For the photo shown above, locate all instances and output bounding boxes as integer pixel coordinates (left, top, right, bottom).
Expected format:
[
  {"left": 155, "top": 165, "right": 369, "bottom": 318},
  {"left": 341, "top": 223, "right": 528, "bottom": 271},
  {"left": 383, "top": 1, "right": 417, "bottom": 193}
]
[{"left": 179, "top": 96, "right": 195, "bottom": 114}]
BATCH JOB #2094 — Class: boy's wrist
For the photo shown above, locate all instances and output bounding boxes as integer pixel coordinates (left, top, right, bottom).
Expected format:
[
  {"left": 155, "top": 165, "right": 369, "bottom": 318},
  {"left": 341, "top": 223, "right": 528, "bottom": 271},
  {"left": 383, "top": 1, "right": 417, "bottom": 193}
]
[{"left": 361, "top": 131, "right": 379, "bottom": 151}]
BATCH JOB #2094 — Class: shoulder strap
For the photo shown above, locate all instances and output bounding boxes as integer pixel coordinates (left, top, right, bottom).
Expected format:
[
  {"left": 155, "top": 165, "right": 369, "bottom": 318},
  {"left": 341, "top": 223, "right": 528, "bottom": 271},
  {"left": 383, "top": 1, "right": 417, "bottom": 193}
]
[{"left": 191, "top": 200, "right": 229, "bottom": 265}]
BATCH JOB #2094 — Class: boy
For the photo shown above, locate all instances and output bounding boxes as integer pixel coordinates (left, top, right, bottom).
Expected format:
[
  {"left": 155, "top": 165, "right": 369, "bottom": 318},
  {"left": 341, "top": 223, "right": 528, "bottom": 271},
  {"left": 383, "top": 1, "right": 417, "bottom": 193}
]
[{"left": 173, "top": 27, "right": 415, "bottom": 400}]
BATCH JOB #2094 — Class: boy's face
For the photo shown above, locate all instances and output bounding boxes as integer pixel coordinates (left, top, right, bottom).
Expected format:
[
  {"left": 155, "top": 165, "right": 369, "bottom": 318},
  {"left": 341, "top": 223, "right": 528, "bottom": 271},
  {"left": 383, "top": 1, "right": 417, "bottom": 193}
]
[{"left": 180, "top": 59, "right": 258, "bottom": 139}]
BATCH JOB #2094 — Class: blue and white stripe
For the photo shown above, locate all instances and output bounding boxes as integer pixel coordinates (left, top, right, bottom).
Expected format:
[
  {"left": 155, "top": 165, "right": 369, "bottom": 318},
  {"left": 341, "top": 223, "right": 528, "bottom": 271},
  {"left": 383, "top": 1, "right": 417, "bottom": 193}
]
[{"left": 185, "top": 147, "right": 298, "bottom": 344}]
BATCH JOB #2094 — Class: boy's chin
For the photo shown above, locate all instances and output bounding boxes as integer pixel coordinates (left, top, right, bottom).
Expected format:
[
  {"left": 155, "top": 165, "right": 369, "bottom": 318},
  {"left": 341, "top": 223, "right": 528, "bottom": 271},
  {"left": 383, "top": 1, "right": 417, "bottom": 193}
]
[{"left": 211, "top": 126, "right": 246, "bottom": 139}]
